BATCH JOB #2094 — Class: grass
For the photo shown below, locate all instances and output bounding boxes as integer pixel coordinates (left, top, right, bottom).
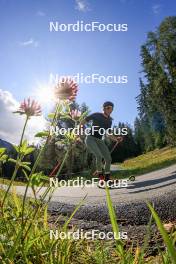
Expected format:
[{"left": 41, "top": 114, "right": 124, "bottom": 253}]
[
  {"left": 105, "top": 186, "right": 176, "bottom": 264},
  {"left": 0, "top": 177, "right": 26, "bottom": 186},
  {"left": 0, "top": 145, "right": 176, "bottom": 263},
  {"left": 0, "top": 188, "right": 176, "bottom": 263},
  {"left": 0, "top": 189, "right": 99, "bottom": 263},
  {"left": 113, "top": 146, "right": 176, "bottom": 179}
]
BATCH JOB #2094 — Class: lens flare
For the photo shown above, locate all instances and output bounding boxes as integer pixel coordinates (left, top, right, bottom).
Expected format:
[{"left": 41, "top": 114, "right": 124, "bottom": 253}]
[{"left": 33, "top": 82, "right": 55, "bottom": 106}]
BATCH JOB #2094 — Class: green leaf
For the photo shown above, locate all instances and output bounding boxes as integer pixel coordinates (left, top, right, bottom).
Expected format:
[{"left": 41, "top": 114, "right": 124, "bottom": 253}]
[
  {"left": 106, "top": 187, "right": 124, "bottom": 256},
  {"left": 56, "top": 103, "right": 63, "bottom": 114},
  {"left": 21, "top": 139, "right": 28, "bottom": 151},
  {"left": 21, "top": 164, "right": 31, "bottom": 171},
  {"left": 8, "top": 158, "right": 17, "bottom": 164},
  {"left": 0, "top": 155, "right": 8, "bottom": 162},
  {"left": 11, "top": 187, "right": 21, "bottom": 213},
  {"left": 60, "top": 114, "right": 72, "bottom": 120},
  {"left": 148, "top": 202, "right": 176, "bottom": 262},
  {"left": 24, "top": 147, "right": 35, "bottom": 155},
  {"left": 35, "top": 131, "right": 49, "bottom": 138},
  {"left": 43, "top": 205, "right": 48, "bottom": 230},
  {"left": 13, "top": 145, "right": 20, "bottom": 153},
  {"left": 64, "top": 102, "right": 70, "bottom": 112},
  {"left": 0, "top": 148, "right": 6, "bottom": 155},
  {"left": 29, "top": 172, "right": 48, "bottom": 187},
  {"left": 79, "top": 110, "right": 89, "bottom": 122},
  {"left": 0, "top": 148, "right": 8, "bottom": 162},
  {"left": 48, "top": 113, "right": 55, "bottom": 119},
  {"left": 106, "top": 187, "right": 119, "bottom": 237},
  {"left": 63, "top": 195, "right": 87, "bottom": 231},
  {"left": 22, "top": 161, "right": 31, "bottom": 165}
]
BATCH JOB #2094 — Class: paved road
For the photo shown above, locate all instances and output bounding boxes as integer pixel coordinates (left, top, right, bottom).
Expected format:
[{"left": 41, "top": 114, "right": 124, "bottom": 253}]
[
  {"left": 1, "top": 164, "right": 176, "bottom": 205},
  {"left": 1, "top": 164, "right": 176, "bottom": 224}
]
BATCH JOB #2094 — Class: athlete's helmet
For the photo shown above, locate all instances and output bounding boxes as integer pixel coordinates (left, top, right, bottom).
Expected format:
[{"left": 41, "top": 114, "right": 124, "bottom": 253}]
[{"left": 103, "top": 101, "right": 114, "bottom": 109}]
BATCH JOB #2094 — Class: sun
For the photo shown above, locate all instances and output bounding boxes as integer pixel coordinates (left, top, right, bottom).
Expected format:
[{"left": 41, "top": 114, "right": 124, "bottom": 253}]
[{"left": 33, "top": 82, "right": 55, "bottom": 105}]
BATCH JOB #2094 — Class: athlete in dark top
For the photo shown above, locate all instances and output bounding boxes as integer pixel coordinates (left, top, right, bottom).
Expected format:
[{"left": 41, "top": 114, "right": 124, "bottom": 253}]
[
  {"left": 85, "top": 112, "right": 113, "bottom": 139},
  {"left": 79, "top": 101, "right": 122, "bottom": 187}
]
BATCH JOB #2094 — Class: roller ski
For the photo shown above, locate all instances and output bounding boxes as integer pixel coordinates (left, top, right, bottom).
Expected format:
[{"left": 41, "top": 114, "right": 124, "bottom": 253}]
[
  {"left": 128, "top": 175, "right": 135, "bottom": 181},
  {"left": 93, "top": 171, "right": 119, "bottom": 189}
]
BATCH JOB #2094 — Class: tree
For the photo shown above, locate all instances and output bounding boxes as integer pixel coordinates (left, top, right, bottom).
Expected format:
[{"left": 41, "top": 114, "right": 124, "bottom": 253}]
[
  {"left": 110, "top": 123, "right": 138, "bottom": 162},
  {"left": 136, "top": 16, "right": 176, "bottom": 147}
]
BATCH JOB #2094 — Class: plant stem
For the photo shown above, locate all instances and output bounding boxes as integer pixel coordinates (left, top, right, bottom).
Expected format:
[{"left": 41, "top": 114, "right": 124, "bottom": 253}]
[
  {"left": 27, "top": 102, "right": 60, "bottom": 177},
  {"left": 22, "top": 144, "right": 71, "bottom": 241},
  {"left": 20, "top": 103, "right": 60, "bottom": 237},
  {"left": 20, "top": 115, "right": 29, "bottom": 147},
  {"left": 55, "top": 147, "right": 70, "bottom": 178},
  {"left": 1, "top": 115, "right": 29, "bottom": 212}
]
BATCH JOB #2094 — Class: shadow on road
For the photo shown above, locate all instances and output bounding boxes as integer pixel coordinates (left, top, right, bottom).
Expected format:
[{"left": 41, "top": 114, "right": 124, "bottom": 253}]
[{"left": 126, "top": 172, "right": 176, "bottom": 194}]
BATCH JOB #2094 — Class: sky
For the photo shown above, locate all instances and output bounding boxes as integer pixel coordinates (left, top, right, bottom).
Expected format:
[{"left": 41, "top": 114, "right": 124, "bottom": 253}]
[{"left": 0, "top": 0, "right": 176, "bottom": 143}]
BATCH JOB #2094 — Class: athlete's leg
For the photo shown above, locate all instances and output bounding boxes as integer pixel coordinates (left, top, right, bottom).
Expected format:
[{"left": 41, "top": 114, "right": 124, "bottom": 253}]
[
  {"left": 85, "top": 135, "right": 103, "bottom": 173},
  {"left": 96, "top": 140, "right": 112, "bottom": 174}
]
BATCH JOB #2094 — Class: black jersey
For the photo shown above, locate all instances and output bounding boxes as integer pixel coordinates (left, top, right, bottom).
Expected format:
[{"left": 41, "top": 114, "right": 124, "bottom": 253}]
[{"left": 85, "top": 112, "right": 112, "bottom": 139}]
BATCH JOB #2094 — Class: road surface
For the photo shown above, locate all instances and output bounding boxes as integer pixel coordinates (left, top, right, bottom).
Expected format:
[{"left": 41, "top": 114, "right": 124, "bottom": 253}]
[{"left": 1, "top": 164, "right": 176, "bottom": 224}]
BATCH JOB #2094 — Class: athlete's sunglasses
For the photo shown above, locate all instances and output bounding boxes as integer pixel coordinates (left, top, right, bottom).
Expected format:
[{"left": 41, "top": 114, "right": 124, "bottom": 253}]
[{"left": 104, "top": 106, "right": 113, "bottom": 110}]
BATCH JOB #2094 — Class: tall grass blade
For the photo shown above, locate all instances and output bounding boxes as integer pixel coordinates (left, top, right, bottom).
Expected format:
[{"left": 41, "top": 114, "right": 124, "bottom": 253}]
[{"left": 148, "top": 202, "right": 176, "bottom": 263}]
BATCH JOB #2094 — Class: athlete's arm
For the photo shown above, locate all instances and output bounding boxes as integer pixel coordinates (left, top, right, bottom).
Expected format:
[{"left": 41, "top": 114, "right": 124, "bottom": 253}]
[
  {"left": 107, "top": 134, "right": 123, "bottom": 142},
  {"left": 78, "top": 113, "right": 95, "bottom": 135}
]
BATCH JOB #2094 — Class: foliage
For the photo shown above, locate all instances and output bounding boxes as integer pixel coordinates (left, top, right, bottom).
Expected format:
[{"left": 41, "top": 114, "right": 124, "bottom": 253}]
[
  {"left": 136, "top": 16, "right": 176, "bottom": 151},
  {"left": 0, "top": 102, "right": 175, "bottom": 263},
  {"left": 112, "top": 146, "right": 176, "bottom": 180}
]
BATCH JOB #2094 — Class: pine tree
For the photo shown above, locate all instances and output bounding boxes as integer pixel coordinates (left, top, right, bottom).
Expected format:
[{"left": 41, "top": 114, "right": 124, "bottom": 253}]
[{"left": 136, "top": 16, "right": 176, "bottom": 147}]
